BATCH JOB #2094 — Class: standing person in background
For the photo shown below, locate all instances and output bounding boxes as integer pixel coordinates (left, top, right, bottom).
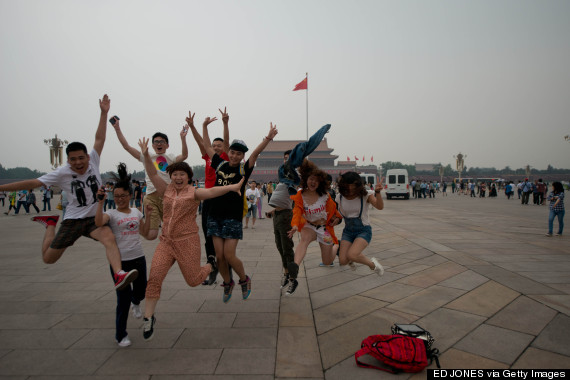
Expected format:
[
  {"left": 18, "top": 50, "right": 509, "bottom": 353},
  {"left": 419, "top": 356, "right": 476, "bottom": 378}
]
[
  {"left": 95, "top": 163, "right": 152, "bottom": 347},
  {"left": 537, "top": 179, "right": 547, "bottom": 205},
  {"left": 133, "top": 181, "right": 143, "bottom": 211},
  {"left": 42, "top": 186, "right": 52, "bottom": 211},
  {"left": 267, "top": 181, "right": 273, "bottom": 202},
  {"left": 244, "top": 181, "right": 260, "bottom": 229},
  {"left": 26, "top": 189, "right": 40, "bottom": 214},
  {"left": 0, "top": 191, "right": 6, "bottom": 207},
  {"left": 256, "top": 182, "right": 264, "bottom": 219},
  {"left": 546, "top": 181, "right": 565, "bottom": 237},
  {"left": 4, "top": 191, "right": 17, "bottom": 215}
]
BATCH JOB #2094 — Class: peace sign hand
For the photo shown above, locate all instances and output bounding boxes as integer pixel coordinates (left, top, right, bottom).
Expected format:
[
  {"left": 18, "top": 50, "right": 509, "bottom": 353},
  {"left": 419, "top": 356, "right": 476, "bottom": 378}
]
[{"left": 219, "top": 107, "right": 229, "bottom": 123}]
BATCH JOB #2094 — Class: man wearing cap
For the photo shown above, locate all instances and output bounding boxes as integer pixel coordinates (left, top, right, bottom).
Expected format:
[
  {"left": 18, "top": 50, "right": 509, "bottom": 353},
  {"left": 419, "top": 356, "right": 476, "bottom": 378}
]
[
  {"left": 186, "top": 108, "right": 230, "bottom": 285},
  {"left": 203, "top": 119, "right": 278, "bottom": 303}
]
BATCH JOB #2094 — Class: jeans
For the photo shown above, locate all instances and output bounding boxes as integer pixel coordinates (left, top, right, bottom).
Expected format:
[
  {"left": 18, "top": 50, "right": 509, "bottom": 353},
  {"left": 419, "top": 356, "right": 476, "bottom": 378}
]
[
  {"left": 15, "top": 201, "right": 30, "bottom": 214},
  {"left": 42, "top": 199, "right": 51, "bottom": 211},
  {"left": 548, "top": 209, "right": 564, "bottom": 235},
  {"left": 109, "top": 256, "right": 147, "bottom": 342},
  {"left": 521, "top": 192, "right": 530, "bottom": 204}
]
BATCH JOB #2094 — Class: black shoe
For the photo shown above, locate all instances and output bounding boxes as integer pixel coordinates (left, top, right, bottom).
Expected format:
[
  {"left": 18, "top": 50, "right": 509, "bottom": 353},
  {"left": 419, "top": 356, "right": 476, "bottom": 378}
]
[
  {"left": 206, "top": 267, "right": 218, "bottom": 285},
  {"left": 286, "top": 279, "right": 298, "bottom": 296},
  {"left": 280, "top": 273, "right": 289, "bottom": 288},
  {"left": 143, "top": 315, "right": 156, "bottom": 340}
]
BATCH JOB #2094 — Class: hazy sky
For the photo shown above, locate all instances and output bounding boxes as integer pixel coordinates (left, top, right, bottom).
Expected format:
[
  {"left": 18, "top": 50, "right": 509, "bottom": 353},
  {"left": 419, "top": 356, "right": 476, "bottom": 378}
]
[{"left": 1, "top": 0, "right": 569, "bottom": 174}]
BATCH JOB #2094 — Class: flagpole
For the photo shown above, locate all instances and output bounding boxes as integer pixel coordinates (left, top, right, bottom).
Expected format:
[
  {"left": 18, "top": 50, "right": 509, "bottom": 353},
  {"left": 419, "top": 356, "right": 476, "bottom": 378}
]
[{"left": 305, "top": 72, "right": 309, "bottom": 140}]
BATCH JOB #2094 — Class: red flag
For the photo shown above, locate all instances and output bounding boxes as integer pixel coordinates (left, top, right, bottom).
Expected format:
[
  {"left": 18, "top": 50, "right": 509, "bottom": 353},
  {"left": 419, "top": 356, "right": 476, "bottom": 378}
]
[
  {"left": 354, "top": 156, "right": 359, "bottom": 161},
  {"left": 371, "top": 156, "right": 374, "bottom": 162},
  {"left": 363, "top": 155, "right": 365, "bottom": 162},
  {"left": 347, "top": 156, "right": 350, "bottom": 161},
  {"left": 293, "top": 77, "right": 307, "bottom": 91}
]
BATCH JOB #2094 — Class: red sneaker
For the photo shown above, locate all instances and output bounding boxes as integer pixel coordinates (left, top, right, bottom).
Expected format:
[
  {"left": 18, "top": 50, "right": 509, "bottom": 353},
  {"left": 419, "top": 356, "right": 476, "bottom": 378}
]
[
  {"left": 31, "top": 215, "right": 59, "bottom": 228},
  {"left": 114, "top": 269, "right": 139, "bottom": 290}
]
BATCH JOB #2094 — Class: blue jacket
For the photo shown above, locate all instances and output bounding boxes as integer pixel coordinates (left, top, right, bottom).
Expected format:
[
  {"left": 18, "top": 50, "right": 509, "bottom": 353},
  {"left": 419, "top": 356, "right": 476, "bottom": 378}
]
[{"left": 278, "top": 124, "right": 331, "bottom": 194}]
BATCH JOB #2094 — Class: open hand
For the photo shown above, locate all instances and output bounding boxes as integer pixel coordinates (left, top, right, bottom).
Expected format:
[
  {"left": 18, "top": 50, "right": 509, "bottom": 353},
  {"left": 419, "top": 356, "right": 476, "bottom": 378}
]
[
  {"left": 138, "top": 137, "right": 149, "bottom": 155},
  {"left": 287, "top": 225, "right": 298, "bottom": 239},
  {"left": 99, "top": 94, "right": 110, "bottom": 113}
]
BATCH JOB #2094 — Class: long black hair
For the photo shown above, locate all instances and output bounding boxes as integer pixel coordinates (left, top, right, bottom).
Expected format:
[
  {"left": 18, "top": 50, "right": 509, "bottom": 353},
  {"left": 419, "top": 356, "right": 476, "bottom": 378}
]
[
  {"left": 111, "top": 163, "right": 133, "bottom": 194},
  {"left": 552, "top": 181, "right": 564, "bottom": 195}
]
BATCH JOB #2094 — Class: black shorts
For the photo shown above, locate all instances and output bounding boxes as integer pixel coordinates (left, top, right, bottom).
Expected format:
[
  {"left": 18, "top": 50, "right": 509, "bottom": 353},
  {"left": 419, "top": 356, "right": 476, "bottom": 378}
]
[{"left": 50, "top": 217, "right": 99, "bottom": 249}]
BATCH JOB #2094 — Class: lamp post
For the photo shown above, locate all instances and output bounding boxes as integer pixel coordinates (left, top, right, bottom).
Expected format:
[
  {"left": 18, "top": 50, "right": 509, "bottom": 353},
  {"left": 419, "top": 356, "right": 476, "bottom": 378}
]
[
  {"left": 439, "top": 164, "right": 444, "bottom": 185},
  {"left": 454, "top": 153, "right": 466, "bottom": 183},
  {"left": 44, "top": 134, "right": 69, "bottom": 169}
]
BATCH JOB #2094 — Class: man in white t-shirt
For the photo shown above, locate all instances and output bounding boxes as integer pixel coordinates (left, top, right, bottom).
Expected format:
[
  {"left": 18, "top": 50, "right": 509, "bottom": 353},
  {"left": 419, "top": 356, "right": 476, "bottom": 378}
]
[
  {"left": 0, "top": 94, "right": 137, "bottom": 291},
  {"left": 244, "top": 181, "right": 261, "bottom": 229},
  {"left": 112, "top": 121, "right": 188, "bottom": 240}
]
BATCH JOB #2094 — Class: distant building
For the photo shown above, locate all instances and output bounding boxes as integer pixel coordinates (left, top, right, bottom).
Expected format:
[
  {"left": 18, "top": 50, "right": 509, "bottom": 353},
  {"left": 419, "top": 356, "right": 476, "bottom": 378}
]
[
  {"left": 415, "top": 163, "right": 438, "bottom": 172},
  {"left": 250, "top": 138, "right": 379, "bottom": 183}
]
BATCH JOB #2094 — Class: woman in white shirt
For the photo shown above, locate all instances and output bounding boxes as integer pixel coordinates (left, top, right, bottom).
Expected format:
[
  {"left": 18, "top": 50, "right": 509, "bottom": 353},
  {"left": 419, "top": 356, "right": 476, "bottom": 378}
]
[
  {"left": 95, "top": 163, "right": 152, "bottom": 347},
  {"left": 336, "top": 171, "right": 384, "bottom": 275}
]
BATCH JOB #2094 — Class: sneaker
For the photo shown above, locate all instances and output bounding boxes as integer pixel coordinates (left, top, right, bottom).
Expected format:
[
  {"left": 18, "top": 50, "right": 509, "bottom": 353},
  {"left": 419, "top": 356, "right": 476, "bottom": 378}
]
[
  {"left": 117, "top": 335, "right": 132, "bottom": 347},
  {"left": 546, "top": 233, "right": 553, "bottom": 237},
  {"left": 143, "top": 315, "right": 156, "bottom": 340},
  {"left": 286, "top": 279, "right": 299, "bottom": 296},
  {"left": 114, "top": 269, "right": 139, "bottom": 290},
  {"left": 555, "top": 233, "right": 562, "bottom": 237},
  {"left": 371, "top": 257, "right": 384, "bottom": 276},
  {"left": 319, "top": 262, "right": 334, "bottom": 267},
  {"left": 222, "top": 280, "right": 235, "bottom": 303},
  {"left": 239, "top": 276, "right": 251, "bottom": 300},
  {"left": 31, "top": 215, "right": 59, "bottom": 228},
  {"left": 348, "top": 262, "right": 357, "bottom": 271},
  {"left": 131, "top": 303, "right": 142, "bottom": 319},
  {"left": 280, "top": 273, "right": 289, "bottom": 288}
]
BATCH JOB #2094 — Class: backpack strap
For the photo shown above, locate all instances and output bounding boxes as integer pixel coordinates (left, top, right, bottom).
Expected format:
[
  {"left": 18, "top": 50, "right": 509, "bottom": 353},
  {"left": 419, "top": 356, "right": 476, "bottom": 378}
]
[{"left": 354, "top": 346, "right": 397, "bottom": 374}]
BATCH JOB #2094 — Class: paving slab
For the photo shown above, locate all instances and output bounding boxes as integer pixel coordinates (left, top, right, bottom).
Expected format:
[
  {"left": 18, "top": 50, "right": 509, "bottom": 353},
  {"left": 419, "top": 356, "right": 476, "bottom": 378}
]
[
  {"left": 454, "top": 324, "right": 534, "bottom": 364},
  {"left": 1, "top": 193, "right": 570, "bottom": 378}
]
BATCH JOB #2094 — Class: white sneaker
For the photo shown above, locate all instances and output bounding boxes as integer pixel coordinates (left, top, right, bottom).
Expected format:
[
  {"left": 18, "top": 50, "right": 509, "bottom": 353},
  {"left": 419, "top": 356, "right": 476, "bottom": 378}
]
[
  {"left": 371, "top": 257, "right": 384, "bottom": 276},
  {"left": 131, "top": 303, "right": 142, "bottom": 319},
  {"left": 117, "top": 335, "right": 132, "bottom": 347}
]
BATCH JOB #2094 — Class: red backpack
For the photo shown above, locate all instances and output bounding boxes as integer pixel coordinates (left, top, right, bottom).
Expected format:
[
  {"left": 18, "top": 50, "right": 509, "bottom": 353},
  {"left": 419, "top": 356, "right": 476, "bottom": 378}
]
[{"left": 355, "top": 334, "right": 433, "bottom": 373}]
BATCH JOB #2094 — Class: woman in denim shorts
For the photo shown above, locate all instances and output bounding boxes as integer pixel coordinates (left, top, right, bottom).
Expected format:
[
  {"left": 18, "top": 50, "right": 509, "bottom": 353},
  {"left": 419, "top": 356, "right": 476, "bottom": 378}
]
[{"left": 336, "top": 172, "right": 385, "bottom": 275}]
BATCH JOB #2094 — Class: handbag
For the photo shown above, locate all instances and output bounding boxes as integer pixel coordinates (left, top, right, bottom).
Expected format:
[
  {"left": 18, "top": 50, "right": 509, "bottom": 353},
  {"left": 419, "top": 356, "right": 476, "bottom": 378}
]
[{"left": 56, "top": 202, "right": 63, "bottom": 210}]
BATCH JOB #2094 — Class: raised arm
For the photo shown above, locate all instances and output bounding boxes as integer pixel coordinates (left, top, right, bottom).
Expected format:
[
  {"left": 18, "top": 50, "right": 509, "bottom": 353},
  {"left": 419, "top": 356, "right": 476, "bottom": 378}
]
[
  {"left": 195, "top": 177, "right": 244, "bottom": 201},
  {"left": 175, "top": 124, "right": 189, "bottom": 163},
  {"left": 112, "top": 119, "right": 140, "bottom": 160},
  {"left": 202, "top": 116, "right": 218, "bottom": 159},
  {"left": 93, "top": 94, "right": 110, "bottom": 156},
  {"left": 138, "top": 137, "right": 168, "bottom": 197},
  {"left": 247, "top": 122, "right": 278, "bottom": 169},
  {"left": 186, "top": 111, "right": 207, "bottom": 157},
  {"left": 0, "top": 179, "right": 43, "bottom": 192},
  {"left": 368, "top": 177, "right": 385, "bottom": 210},
  {"left": 219, "top": 107, "right": 230, "bottom": 153}
]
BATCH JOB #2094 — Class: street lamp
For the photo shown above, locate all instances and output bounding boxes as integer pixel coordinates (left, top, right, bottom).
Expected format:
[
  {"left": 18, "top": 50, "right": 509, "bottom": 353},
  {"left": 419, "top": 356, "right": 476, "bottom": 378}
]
[
  {"left": 453, "top": 153, "right": 466, "bottom": 182},
  {"left": 44, "top": 134, "right": 69, "bottom": 169}
]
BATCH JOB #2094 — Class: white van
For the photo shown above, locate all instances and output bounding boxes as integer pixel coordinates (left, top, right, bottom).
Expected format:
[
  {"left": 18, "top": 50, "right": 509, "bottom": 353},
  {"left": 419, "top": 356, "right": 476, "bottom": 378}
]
[
  {"left": 385, "top": 169, "right": 409, "bottom": 199},
  {"left": 359, "top": 173, "right": 377, "bottom": 189}
]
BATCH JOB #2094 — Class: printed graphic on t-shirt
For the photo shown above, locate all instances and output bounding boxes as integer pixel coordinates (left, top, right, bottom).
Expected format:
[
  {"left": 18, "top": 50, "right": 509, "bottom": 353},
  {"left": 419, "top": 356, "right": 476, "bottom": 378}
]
[
  {"left": 155, "top": 156, "right": 169, "bottom": 172},
  {"left": 119, "top": 217, "right": 140, "bottom": 236}
]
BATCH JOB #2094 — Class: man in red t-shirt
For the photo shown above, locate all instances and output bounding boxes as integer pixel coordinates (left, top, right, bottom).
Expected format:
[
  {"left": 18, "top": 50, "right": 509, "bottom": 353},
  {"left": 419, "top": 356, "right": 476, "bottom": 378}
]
[{"left": 188, "top": 107, "right": 230, "bottom": 285}]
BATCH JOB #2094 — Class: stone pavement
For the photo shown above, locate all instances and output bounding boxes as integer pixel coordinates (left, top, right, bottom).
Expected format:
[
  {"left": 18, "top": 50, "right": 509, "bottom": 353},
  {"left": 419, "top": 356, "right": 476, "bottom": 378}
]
[{"left": 0, "top": 192, "right": 569, "bottom": 379}]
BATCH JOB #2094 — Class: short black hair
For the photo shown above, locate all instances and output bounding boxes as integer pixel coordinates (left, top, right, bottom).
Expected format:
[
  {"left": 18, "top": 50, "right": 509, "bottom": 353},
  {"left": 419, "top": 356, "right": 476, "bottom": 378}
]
[
  {"left": 166, "top": 162, "right": 193, "bottom": 183},
  {"left": 152, "top": 132, "right": 169, "bottom": 144},
  {"left": 213, "top": 138, "right": 224, "bottom": 143},
  {"left": 66, "top": 142, "right": 88, "bottom": 156},
  {"left": 284, "top": 150, "right": 292, "bottom": 157}
]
